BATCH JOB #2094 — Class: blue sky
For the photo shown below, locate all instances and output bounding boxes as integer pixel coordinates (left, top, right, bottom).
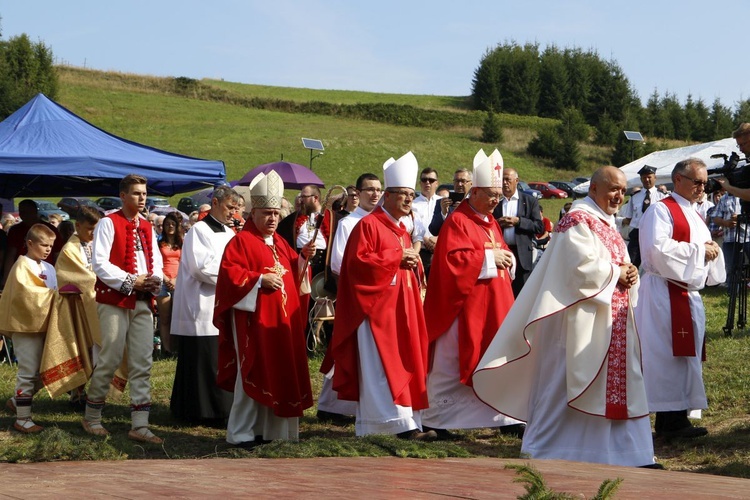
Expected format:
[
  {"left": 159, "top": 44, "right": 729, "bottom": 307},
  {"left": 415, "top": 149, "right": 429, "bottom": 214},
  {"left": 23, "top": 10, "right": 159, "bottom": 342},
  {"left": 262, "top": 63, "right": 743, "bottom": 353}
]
[{"left": 3, "top": 1, "right": 749, "bottom": 107}]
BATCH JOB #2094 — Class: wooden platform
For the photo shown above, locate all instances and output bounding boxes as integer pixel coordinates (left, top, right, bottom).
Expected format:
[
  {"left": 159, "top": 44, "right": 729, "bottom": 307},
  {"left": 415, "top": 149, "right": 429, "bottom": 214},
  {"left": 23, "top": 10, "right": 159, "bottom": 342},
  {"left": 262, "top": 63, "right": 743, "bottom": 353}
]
[{"left": 2, "top": 457, "right": 748, "bottom": 499}]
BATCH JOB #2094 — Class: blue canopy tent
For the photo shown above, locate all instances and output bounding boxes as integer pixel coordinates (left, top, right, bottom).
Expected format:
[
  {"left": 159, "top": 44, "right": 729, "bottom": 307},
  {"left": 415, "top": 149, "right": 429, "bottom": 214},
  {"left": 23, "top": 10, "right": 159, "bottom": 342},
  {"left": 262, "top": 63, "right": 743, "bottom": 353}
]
[{"left": 0, "top": 94, "right": 226, "bottom": 199}]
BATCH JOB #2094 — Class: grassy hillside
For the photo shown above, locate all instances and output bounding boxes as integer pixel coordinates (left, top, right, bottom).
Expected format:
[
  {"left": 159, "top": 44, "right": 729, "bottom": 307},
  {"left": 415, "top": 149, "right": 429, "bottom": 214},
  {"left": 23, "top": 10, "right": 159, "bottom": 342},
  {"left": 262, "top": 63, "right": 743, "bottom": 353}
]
[{"left": 56, "top": 66, "right": 606, "bottom": 206}]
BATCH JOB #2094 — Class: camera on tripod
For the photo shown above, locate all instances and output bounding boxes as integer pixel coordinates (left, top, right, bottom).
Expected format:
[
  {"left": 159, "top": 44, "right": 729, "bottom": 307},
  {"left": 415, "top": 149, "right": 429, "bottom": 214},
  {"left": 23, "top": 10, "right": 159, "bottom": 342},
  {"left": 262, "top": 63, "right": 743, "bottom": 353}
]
[{"left": 705, "top": 151, "right": 750, "bottom": 193}]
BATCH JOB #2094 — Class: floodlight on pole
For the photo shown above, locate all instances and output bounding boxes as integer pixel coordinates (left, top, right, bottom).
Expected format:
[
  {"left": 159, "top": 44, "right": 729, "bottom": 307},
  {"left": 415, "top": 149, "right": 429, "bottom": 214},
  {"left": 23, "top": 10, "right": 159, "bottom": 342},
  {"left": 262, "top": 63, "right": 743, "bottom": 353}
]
[
  {"left": 624, "top": 130, "right": 644, "bottom": 162},
  {"left": 302, "top": 138, "right": 324, "bottom": 169}
]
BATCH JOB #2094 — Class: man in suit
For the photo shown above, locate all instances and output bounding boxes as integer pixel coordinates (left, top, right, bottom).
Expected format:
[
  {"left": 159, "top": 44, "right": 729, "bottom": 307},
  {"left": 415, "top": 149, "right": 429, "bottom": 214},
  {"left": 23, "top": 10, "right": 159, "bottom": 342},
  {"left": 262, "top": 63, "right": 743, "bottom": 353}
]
[
  {"left": 428, "top": 168, "right": 472, "bottom": 236},
  {"left": 492, "top": 167, "right": 543, "bottom": 297}
]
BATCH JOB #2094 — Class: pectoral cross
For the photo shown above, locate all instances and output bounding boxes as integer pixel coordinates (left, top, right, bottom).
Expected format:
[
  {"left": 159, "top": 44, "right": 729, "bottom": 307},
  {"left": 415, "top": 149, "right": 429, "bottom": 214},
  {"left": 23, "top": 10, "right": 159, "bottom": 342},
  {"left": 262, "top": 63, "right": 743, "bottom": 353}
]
[{"left": 265, "top": 244, "right": 289, "bottom": 317}]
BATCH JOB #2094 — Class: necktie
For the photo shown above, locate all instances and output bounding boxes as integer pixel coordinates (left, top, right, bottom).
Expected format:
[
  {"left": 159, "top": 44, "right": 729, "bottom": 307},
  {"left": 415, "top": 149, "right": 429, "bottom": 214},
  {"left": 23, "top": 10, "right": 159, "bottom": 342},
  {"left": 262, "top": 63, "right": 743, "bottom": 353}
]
[{"left": 642, "top": 189, "right": 651, "bottom": 213}]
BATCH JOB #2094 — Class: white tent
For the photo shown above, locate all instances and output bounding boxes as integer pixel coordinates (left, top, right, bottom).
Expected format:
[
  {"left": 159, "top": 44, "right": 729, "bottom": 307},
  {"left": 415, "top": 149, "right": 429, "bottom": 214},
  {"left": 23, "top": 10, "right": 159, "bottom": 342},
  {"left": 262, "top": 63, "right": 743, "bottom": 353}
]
[{"left": 574, "top": 137, "right": 740, "bottom": 194}]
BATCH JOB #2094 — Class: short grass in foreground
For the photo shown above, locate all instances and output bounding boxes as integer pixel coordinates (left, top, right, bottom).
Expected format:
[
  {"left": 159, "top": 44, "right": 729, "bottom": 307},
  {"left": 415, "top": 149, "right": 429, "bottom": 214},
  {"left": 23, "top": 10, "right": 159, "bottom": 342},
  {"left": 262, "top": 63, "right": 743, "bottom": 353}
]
[{"left": 0, "top": 287, "right": 749, "bottom": 479}]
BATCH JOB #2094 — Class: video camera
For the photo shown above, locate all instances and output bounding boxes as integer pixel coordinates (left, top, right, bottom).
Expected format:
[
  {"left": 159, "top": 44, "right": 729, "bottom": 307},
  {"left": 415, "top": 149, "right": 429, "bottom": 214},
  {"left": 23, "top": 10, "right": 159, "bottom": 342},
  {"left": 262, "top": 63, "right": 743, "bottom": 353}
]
[{"left": 705, "top": 151, "right": 750, "bottom": 193}]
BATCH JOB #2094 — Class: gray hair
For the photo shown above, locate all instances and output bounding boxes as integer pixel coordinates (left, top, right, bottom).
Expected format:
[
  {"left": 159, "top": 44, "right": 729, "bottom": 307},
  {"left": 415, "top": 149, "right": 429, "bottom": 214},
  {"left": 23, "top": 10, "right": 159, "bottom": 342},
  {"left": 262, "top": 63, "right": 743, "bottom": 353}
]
[
  {"left": 212, "top": 185, "right": 241, "bottom": 204},
  {"left": 671, "top": 158, "right": 707, "bottom": 183}
]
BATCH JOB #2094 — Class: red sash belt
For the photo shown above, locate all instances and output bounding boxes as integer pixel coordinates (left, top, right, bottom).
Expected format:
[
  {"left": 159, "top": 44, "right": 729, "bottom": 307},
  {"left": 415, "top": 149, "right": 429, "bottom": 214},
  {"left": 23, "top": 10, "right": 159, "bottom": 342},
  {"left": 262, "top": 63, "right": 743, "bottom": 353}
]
[{"left": 661, "top": 197, "right": 696, "bottom": 357}]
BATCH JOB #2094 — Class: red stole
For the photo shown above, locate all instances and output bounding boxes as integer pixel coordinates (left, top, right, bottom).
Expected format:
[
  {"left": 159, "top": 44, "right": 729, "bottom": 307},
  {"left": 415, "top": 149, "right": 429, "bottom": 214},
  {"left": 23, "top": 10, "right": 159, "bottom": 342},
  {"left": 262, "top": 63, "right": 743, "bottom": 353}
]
[
  {"left": 660, "top": 197, "right": 697, "bottom": 357},
  {"left": 557, "top": 209, "right": 630, "bottom": 419}
]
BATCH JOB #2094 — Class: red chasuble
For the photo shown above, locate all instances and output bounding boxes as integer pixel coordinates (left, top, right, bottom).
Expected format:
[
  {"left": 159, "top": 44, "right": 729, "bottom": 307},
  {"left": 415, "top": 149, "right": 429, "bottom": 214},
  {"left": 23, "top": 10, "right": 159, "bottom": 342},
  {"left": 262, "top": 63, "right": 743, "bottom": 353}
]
[
  {"left": 331, "top": 207, "right": 429, "bottom": 410},
  {"left": 213, "top": 222, "right": 312, "bottom": 418},
  {"left": 423, "top": 201, "right": 515, "bottom": 386}
]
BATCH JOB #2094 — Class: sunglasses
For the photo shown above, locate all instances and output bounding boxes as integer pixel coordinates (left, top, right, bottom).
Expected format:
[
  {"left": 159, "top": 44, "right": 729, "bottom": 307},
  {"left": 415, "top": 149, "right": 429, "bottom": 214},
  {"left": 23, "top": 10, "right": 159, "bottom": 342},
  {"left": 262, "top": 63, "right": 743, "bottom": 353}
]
[{"left": 421, "top": 178, "right": 438, "bottom": 183}]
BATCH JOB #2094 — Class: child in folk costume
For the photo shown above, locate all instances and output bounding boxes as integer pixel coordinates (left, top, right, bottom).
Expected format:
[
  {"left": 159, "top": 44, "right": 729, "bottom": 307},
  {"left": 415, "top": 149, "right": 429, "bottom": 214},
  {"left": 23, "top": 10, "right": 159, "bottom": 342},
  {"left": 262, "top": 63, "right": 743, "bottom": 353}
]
[{"left": 0, "top": 224, "right": 58, "bottom": 433}]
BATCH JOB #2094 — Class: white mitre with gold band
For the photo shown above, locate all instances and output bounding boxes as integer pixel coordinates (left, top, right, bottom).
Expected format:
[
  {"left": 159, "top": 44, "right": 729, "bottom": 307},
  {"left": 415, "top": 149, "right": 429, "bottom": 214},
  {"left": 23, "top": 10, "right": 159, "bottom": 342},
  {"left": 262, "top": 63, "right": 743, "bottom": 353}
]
[
  {"left": 383, "top": 151, "right": 418, "bottom": 189},
  {"left": 473, "top": 148, "right": 503, "bottom": 188},
  {"left": 249, "top": 170, "right": 285, "bottom": 209}
]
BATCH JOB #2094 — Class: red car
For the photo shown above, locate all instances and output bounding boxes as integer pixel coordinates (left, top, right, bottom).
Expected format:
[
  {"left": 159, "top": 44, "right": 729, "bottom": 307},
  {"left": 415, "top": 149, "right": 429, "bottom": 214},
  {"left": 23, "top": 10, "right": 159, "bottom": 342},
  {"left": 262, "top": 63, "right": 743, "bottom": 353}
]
[{"left": 528, "top": 182, "right": 568, "bottom": 199}]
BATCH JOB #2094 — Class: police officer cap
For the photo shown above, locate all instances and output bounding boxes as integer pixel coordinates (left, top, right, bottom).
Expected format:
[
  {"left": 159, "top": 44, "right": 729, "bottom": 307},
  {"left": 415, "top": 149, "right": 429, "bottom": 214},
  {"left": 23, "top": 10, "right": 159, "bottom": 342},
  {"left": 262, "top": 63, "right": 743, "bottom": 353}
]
[{"left": 638, "top": 165, "right": 657, "bottom": 175}]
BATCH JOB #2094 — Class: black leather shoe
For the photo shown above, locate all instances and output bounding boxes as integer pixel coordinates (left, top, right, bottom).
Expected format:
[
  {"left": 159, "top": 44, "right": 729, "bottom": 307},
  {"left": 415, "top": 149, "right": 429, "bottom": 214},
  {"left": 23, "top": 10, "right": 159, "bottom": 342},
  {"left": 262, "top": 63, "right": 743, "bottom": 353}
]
[
  {"left": 233, "top": 441, "right": 260, "bottom": 450},
  {"left": 639, "top": 463, "right": 665, "bottom": 469},
  {"left": 317, "top": 410, "right": 355, "bottom": 426},
  {"left": 657, "top": 426, "right": 708, "bottom": 439},
  {"left": 396, "top": 429, "right": 438, "bottom": 441},
  {"left": 422, "top": 426, "right": 461, "bottom": 441},
  {"left": 499, "top": 423, "right": 526, "bottom": 438}
]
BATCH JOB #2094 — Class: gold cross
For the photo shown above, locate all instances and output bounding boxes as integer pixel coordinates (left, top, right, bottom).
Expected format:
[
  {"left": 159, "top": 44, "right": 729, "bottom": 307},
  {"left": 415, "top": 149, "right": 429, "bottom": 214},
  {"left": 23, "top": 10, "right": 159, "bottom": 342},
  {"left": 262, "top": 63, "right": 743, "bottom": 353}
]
[{"left": 265, "top": 244, "right": 288, "bottom": 317}]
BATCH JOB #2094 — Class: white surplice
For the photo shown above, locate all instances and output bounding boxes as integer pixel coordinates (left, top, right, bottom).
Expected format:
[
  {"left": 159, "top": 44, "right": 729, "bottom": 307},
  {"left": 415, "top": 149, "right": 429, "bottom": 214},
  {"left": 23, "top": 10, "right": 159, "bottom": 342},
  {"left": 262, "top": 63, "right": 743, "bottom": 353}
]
[{"left": 636, "top": 193, "right": 725, "bottom": 413}]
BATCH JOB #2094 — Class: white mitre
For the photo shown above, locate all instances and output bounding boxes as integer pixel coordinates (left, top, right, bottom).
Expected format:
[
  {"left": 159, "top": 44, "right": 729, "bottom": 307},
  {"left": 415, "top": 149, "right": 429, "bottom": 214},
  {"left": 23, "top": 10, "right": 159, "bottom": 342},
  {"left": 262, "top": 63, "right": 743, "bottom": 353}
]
[
  {"left": 249, "top": 170, "right": 285, "bottom": 209},
  {"left": 382, "top": 157, "right": 396, "bottom": 188},
  {"left": 383, "top": 151, "right": 418, "bottom": 190},
  {"left": 473, "top": 149, "right": 503, "bottom": 188}
]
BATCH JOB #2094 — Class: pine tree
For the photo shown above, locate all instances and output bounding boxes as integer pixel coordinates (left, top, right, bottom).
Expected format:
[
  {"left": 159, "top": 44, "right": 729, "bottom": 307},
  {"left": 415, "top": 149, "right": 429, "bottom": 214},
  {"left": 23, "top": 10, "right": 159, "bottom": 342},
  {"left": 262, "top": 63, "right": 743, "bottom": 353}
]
[{"left": 481, "top": 109, "right": 504, "bottom": 143}]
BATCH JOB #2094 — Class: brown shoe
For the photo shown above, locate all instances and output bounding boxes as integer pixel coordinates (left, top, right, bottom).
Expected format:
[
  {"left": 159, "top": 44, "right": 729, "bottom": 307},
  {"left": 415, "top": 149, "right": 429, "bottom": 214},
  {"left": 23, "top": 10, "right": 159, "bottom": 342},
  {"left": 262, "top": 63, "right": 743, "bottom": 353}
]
[
  {"left": 82, "top": 419, "right": 110, "bottom": 436},
  {"left": 14, "top": 419, "right": 43, "bottom": 434},
  {"left": 5, "top": 398, "right": 15, "bottom": 414},
  {"left": 128, "top": 427, "right": 163, "bottom": 444}
]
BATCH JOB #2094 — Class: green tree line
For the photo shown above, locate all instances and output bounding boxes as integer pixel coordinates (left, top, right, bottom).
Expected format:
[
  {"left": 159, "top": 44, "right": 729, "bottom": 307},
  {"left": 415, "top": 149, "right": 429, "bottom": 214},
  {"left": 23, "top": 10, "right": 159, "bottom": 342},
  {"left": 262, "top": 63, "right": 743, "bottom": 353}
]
[
  {"left": 0, "top": 26, "right": 58, "bottom": 117},
  {"left": 472, "top": 41, "right": 750, "bottom": 167}
]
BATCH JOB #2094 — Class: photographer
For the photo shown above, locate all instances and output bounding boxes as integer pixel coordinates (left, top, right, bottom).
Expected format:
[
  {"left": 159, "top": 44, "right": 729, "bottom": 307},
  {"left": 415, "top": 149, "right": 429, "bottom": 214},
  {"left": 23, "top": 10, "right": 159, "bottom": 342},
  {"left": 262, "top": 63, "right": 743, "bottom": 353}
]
[{"left": 714, "top": 123, "right": 750, "bottom": 200}]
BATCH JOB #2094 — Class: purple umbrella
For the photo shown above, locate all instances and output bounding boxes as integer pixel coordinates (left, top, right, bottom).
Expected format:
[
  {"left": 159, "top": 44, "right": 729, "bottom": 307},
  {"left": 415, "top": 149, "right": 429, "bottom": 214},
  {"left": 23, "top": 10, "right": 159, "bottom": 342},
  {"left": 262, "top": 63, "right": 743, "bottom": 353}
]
[{"left": 237, "top": 161, "right": 325, "bottom": 190}]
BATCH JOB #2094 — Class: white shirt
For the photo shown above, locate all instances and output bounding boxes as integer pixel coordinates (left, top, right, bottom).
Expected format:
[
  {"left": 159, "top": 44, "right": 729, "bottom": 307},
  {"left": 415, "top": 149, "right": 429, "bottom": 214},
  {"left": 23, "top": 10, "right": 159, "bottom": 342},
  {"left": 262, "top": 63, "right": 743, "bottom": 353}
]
[
  {"left": 620, "top": 187, "right": 666, "bottom": 229},
  {"left": 24, "top": 256, "right": 57, "bottom": 290},
  {"left": 296, "top": 212, "right": 327, "bottom": 249},
  {"left": 501, "top": 190, "right": 520, "bottom": 246},
  {"left": 412, "top": 193, "right": 442, "bottom": 239}
]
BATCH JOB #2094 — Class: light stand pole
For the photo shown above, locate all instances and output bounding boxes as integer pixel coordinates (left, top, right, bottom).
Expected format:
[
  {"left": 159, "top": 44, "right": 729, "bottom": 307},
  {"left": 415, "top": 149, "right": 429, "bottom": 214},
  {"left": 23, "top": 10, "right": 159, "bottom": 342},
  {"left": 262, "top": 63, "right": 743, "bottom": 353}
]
[
  {"left": 302, "top": 138, "right": 325, "bottom": 170},
  {"left": 624, "top": 130, "right": 644, "bottom": 162}
]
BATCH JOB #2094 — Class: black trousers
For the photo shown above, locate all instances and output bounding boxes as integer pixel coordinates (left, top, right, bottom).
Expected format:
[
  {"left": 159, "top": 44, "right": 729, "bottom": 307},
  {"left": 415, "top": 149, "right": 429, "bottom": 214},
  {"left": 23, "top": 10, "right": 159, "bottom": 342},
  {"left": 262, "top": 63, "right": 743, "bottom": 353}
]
[
  {"left": 654, "top": 410, "right": 691, "bottom": 433},
  {"left": 627, "top": 229, "right": 641, "bottom": 268}
]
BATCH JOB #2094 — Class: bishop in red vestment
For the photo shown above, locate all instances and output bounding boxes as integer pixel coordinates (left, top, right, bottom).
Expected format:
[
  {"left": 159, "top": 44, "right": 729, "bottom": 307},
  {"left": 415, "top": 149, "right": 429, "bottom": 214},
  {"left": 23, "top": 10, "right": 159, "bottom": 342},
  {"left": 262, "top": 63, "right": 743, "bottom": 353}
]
[
  {"left": 421, "top": 150, "right": 523, "bottom": 436},
  {"left": 331, "top": 151, "right": 433, "bottom": 440},
  {"left": 214, "top": 171, "right": 315, "bottom": 448}
]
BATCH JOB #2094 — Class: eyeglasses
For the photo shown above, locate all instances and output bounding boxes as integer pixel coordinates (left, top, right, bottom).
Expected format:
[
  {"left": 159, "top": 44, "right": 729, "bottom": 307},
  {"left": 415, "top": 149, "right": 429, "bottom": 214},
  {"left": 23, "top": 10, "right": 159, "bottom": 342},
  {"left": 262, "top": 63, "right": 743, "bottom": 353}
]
[
  {"left": 480, "top": 188, "right": 503, "bottom": 201},
  {"left": 387, "top": 190, "right": 416, "bottom": 199},
  {"left": 677, "top": 173, "right": 708, "bottom": 187},
  {"left": 347, "top": 193, "right": 359, "bottom": 198},
  {"left": 453, "top": 178, "right": 470, "bottom": 184},
  {"left": 359, "top": 187, "right": 382, "bottom": 194},
  {"left": 421, "top": 177, "right": 438, "bottom": 183}
]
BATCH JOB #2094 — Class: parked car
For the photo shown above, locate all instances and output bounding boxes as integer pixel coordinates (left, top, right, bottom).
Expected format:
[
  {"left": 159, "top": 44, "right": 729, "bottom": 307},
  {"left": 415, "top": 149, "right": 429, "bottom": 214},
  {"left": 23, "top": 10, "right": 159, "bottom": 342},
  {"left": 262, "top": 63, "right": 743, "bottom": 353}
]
[
  {"left": 58, "top": 197, "right": 104, "bottom": 218},
  {"left": 146, "top": 196, "right": 170, "bottom": 212},
  {"left": 517, "top": 181, "right": 542, "bottom": 199},
  {"left": 95, "top": 196, "right": 122, "bottom": 212},
  {"left": 528, "top": 182, "right": 568, "bottom": 199},
  {"left": 32, "top": 200, "right": 70, "bottom": 223},
  {"left": 573, "top": 182, "right": 590, "bottom": 198},
  {"left": 177, "top": 196, "right": 199, "bottom": 215},
  {"left": 549, "top": 180, "right": 578, "bottom": 198},
  {"left": 570, "top": 176, "right": 590, "bottom": 186}
]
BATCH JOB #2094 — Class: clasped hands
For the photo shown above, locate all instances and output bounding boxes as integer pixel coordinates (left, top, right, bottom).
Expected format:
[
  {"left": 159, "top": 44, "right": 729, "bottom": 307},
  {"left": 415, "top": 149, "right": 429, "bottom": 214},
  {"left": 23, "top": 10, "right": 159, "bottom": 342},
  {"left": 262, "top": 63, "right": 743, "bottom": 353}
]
[
  {"left": 493, "top": 248, "right": 514, "bottom": 269},
  {"left": 134, "top": 274, "right": 161, "bottom": 294},
  {"left": 618, "top": 263, "right": 638, "bottom": 289},
  {"left": 400, "top": 248, "right": 420, "bottom": 270},
  {"left": 704, "top": 240, "right": 720, "bottom": 262}
]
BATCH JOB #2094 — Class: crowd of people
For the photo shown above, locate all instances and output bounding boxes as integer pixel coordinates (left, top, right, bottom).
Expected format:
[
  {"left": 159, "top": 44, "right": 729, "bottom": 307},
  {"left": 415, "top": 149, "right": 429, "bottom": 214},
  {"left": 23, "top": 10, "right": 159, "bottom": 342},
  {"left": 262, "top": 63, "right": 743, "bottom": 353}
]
[{"left": 0, "top": 123, "right": 747, "bottom": 468}]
